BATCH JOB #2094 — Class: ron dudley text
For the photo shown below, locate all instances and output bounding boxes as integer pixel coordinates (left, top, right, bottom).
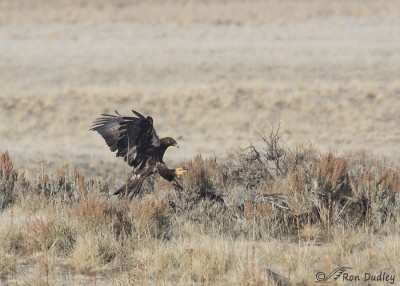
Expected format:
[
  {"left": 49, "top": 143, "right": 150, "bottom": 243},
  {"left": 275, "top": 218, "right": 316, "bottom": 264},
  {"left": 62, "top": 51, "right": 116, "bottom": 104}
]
[{"left": 343, "top": 272, "right": 395, "bottom": 284}]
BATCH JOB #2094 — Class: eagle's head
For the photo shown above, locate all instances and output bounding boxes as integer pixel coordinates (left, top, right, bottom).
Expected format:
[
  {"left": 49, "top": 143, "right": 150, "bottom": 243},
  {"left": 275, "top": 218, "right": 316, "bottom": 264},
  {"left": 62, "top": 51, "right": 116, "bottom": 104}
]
[{"left": 161, "top": 137, "right": 179, "bottom": 148}]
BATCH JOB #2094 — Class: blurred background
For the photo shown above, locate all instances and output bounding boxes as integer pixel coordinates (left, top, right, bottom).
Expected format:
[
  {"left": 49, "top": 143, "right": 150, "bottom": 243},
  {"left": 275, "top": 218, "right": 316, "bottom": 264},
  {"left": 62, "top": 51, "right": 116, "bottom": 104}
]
[{"left": 1, "top": 0, "right": 399, "bottom": 179}]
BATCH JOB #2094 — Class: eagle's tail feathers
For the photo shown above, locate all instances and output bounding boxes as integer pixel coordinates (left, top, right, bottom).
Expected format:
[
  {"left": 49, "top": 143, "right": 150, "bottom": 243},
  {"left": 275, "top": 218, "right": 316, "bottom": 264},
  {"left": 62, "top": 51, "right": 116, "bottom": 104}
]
[{"left": 114, "top": 176, "right": 144, "bottom": 197}]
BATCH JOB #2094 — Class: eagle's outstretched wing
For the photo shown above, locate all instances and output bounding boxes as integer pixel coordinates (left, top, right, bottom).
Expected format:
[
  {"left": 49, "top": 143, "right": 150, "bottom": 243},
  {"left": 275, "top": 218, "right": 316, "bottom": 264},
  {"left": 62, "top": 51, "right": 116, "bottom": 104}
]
[{"left": 90, "top": 110, "right": 161, "bottom": 168}]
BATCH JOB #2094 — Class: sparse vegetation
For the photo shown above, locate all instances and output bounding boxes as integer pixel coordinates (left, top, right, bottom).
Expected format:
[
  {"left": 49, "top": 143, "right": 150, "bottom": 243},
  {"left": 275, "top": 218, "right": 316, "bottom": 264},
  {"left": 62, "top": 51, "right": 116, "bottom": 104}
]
[
  {"left": 1, "top": 127, "right": 399, "bottom": 285},
  {"left": 2, "top": 1, "right": 400, "bottom": 284}
]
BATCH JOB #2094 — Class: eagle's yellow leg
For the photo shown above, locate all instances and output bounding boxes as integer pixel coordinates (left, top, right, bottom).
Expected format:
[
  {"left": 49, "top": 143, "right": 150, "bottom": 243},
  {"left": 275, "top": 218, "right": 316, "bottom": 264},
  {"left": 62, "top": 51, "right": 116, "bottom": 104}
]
[{"left": 175, "top": 167, "right": 188, "bottom": 178}]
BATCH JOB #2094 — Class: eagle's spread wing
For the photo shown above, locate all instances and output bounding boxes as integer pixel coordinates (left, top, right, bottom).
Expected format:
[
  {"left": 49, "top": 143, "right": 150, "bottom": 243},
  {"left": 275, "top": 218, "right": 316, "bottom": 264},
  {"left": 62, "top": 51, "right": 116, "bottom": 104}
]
[{"left": 90, "top": 110, "right": 161, "bottom": 168}]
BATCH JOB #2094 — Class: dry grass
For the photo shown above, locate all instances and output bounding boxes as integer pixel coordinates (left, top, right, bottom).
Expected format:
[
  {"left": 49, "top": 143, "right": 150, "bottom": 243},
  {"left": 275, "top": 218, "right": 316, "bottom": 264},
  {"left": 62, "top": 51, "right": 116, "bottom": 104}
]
[
  {"left": 0, "top": 126, "right": 399, "bottom": 285},
  {"left": 2, "top": 0, "right": 400, "bottom": 172},
  {"left": 1, "top": 1, "right": 400, "bottom": 284}
]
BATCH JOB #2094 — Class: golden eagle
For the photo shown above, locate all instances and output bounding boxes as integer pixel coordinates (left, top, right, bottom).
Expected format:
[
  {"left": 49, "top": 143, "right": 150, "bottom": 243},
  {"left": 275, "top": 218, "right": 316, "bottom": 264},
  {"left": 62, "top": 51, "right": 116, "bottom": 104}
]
[{"left": 90, "top": 109, "right": 187, "bottom": 197}]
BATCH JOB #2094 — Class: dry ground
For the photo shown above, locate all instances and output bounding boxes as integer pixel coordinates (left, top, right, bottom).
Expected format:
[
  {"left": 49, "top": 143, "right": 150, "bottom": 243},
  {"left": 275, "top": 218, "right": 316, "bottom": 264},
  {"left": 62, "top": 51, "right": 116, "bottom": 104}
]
[
  {"left": 1, "top": 0, "right": 399, "bottom": 178},
  {"left": 1, "top": 0, "right": 400, "bottom": 285}
]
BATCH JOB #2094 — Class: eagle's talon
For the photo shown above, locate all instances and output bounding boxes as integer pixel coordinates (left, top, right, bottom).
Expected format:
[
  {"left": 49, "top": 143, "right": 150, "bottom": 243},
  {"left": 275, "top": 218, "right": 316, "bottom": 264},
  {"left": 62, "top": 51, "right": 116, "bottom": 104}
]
[{"left": 175, "top": 167, "right": 188, "bottom": 178}]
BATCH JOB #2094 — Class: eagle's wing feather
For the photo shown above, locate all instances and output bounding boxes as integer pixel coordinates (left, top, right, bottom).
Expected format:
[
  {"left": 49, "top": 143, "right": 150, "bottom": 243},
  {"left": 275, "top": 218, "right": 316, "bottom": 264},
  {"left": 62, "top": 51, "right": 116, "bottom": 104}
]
[
  {"left": 90, "top": 110, "right": 161, "bottom": 168},
  {"left": 90, "top": 114, "right": 123, "bottom": 153}
]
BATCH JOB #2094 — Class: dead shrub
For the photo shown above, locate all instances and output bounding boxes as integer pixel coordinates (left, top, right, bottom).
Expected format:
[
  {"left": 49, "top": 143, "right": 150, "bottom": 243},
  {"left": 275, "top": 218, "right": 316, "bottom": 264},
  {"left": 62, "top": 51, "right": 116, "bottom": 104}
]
[
  {"left": 15, "top": 214, "right": 76, "bottom": 256},
  {"left": 286, "top": 168, "right": 309, "bottom": 195},
  {"left": 0, "top": 152, "right": 18, "bottom": 210},
  {"left": 182, "top": 155, "right": 222, "bottom": 194},
  {"left": 69, "top": 192, "right": 109, "bottom": 227},
  {"left": 378, "top": 168, "right": 400, "bottom": 193},
  {"left": 69, "top": 231, "right": 118, "bottom": 275},
  {"left": 224, "top": 125, "right": 317, "bottom": 193},
  {"left": 35, "top": 167, "right": 86, "bottom": 200},
  {"left": 243, "top": 200, "right": 273, "bottom": 219},
  {"left": 313, "top": 153, "right": 352, "bottom": 200},
  {"left": 174, "top": 154, "right": 226, "bottom": 212},
  {"left": 129, "top": 196, "right": 172, "bottom": 239},
  {"left": 70, "top": 192, "right": 132, "bottom": 238}
]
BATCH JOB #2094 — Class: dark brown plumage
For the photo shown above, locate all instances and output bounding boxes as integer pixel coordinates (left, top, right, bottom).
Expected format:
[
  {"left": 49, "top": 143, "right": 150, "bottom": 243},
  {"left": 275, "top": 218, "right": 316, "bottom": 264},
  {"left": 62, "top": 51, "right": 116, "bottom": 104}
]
[{"left": 90, "top": 109, "right": 186, "bottom": 197}]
